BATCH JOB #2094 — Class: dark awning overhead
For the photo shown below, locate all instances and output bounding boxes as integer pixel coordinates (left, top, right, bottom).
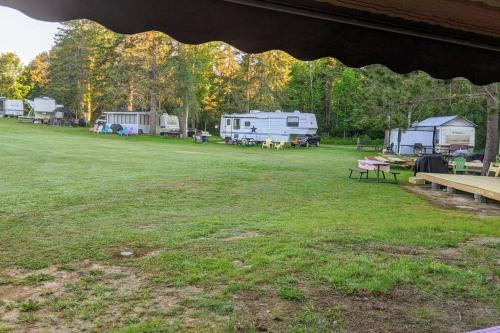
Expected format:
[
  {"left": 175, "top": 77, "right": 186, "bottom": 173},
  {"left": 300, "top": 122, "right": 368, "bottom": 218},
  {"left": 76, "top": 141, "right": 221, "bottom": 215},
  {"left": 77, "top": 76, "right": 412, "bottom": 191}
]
[{"left": 1, "top": 0, "right": 499, "bottom": 85}]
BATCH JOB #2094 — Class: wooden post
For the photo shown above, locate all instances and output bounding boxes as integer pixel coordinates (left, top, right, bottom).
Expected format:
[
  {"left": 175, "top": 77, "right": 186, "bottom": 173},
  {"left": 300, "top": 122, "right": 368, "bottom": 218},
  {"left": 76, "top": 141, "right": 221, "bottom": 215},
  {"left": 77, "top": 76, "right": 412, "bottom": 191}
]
[
  {"left": 474, "top": 194, "right": 486, "bottom": 203},
  {"left": 482, "top": 84, "right": 498, "bottom": 176}
]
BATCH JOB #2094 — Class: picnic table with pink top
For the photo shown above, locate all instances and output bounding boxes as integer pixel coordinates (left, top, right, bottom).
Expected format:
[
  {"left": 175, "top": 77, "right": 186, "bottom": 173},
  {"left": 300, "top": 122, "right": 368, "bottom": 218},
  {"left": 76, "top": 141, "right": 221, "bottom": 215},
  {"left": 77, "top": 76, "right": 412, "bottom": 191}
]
[{"left": 358, "top": 160, "right": 391, "bottom": 182}]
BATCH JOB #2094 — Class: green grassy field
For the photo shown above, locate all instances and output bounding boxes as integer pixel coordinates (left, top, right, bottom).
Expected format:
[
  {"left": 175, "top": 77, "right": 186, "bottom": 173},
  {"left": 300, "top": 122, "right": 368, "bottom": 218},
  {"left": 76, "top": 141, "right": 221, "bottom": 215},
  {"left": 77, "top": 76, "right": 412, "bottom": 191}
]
[{"left": 0, "top": 119, "right": 498, "bottom": 333}]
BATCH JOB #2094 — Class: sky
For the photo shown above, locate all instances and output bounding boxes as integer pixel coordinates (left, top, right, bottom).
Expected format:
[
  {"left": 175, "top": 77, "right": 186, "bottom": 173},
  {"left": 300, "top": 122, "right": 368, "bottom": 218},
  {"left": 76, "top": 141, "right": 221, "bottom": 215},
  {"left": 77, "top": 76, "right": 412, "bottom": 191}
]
[{"left": 0, "top": 6, "right": 60, "bottom": 65}]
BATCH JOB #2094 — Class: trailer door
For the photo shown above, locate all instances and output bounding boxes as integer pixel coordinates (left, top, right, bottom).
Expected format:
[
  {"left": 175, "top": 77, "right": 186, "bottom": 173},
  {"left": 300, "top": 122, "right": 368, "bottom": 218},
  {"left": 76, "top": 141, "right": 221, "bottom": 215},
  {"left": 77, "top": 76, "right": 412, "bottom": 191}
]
[{"left": 225, "top": 118, "right": 232, "bottom": 136}]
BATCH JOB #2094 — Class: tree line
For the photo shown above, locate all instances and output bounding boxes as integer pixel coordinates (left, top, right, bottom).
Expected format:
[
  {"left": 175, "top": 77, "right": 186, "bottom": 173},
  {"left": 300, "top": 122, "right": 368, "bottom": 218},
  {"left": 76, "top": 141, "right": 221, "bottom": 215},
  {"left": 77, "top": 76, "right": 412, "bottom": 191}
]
[{"left": 0, "top": 20, "right": 497, "bottom": 148}]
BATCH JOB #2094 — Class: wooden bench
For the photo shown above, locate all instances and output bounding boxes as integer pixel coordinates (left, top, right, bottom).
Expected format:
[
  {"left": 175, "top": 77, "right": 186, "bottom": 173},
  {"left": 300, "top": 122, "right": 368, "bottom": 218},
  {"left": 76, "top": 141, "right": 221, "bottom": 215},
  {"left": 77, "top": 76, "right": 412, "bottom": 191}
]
[
  {"left": 349, "top": 168, "right": 369, "bottom": 181},
  {"left": 18, "top": 116, "right": 35, "bottom": 123},
  {"left": 381, "top": 171, "right": 401, "bottom": 184}
]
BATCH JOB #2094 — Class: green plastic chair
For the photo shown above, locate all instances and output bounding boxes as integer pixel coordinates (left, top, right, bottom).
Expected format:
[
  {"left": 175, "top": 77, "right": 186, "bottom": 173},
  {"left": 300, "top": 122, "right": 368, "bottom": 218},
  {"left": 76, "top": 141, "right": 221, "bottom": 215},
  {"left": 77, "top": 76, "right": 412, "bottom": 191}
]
[{"left": 453, "top": 157, "right": 468, "bottom": 174}]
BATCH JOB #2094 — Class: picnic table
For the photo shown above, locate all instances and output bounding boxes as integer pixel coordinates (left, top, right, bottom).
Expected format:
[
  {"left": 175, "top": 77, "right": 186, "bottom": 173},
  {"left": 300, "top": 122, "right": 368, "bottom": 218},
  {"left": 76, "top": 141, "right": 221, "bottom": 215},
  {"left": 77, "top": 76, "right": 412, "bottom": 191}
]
[{"left": 358, "top": 160, "right": 391, "bottom": 182}]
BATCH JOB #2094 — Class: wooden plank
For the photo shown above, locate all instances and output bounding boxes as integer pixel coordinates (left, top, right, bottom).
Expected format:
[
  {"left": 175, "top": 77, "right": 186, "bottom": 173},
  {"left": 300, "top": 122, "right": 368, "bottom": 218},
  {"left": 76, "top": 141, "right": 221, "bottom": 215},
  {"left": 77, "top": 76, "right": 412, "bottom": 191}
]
[
  {"left": 374, "top": 156, "right": 390, "bottom": 163},
  {"left": 416, "top": 173, "right": 500, "bottom": 201},
  {"left": 409, "top": 177, "right": 426, "bottom": 185}
]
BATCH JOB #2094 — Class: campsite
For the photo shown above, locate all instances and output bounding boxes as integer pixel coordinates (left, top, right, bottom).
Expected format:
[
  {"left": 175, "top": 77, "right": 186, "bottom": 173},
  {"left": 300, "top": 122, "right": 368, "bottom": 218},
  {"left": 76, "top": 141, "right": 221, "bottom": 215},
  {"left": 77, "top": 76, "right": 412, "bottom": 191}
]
[
  {"left": 0, "top": 1, "right": 499, "bottom": 333},
  {"left": 1, "top": 119, "right": 499, "bottom": 332}
]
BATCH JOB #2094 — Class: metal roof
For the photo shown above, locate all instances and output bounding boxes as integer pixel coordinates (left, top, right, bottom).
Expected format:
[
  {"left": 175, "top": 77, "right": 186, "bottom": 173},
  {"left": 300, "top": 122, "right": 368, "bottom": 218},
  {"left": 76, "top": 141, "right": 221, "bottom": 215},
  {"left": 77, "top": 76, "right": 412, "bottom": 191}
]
[
  {"left": 0, "top": 0, "right": 498, "bottom": 85},
  {"left": 223, "top": 111, "right": 312, "bottom": 118},
  {"left": 415, "top": 116, "right": 477, "bottom": 127}
]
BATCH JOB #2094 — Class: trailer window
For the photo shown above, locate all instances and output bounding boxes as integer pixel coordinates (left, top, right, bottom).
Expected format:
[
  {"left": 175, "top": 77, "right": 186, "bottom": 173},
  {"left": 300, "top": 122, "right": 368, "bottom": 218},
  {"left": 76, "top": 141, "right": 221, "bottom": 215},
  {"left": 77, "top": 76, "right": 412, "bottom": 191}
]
[
  {"left": 245, "top": 121, "right": 251, "bottom": 127},
  {"left": 234, "top": 119, "right": 241, "bottom": 130},
  {"left": 226, "top": 119, "right": 231, "bottom": 126},
  {"left": 287, "top": 116, "right": 299, "bottom": 127}
]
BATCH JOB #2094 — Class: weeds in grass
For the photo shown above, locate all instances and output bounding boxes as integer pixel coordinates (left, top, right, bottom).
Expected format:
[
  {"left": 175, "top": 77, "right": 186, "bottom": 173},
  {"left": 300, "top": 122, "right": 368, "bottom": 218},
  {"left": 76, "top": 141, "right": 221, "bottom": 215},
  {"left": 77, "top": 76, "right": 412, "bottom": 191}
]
[
  {"left": 24, "top": 273, "right": 54, "bottom": 285},
  {"left": 182, "top": 296, "right": 234, "bottom": 316},
  {"left": 0, "top": 276, "right": 12, "bottom": 286},
  {"left": 278, "top": 287, "right": 306, "bottom": 301},
  {"left": 109, "top": 318, "right": 181, "bottom": 333},
  {"left": 19, "top": 300, "right": 40, "bottom": 313},
  {"left": 290, "top": 305, "right": 344, "bottom": 333},
  {"left": 165, "top": 306, "right": 184, "bottom": 317},
  {"left": 17, "top": 313, "right": 37, "bottom": 324}
]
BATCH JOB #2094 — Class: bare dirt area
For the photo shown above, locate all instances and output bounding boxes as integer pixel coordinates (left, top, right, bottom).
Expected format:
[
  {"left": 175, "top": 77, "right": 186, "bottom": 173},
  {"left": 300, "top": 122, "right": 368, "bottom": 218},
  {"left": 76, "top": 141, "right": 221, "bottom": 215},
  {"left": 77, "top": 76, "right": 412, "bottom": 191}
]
[
  {"left": 1, "top": 260, "right": 498, "bottom": 332},
  {"left": 231, "top": 284, "right": 499, "bottom": 333},
  {"left": 0, "top": 261, "right": 212, "bottom": 333},
  {"left": 403, "top": 185, "right": 500, "bottom": 216}
]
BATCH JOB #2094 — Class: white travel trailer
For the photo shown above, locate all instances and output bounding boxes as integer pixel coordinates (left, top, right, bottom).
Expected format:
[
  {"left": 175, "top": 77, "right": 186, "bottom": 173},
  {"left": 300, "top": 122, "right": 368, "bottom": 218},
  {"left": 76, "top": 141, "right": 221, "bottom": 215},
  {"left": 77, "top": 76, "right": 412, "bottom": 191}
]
[
  {"left": 158, "top": 113, "right": 181, "bottom": 136},
  {"left": 220, "top": 110, "right": 318, "bottom": 143},
  {"left": 102, "top": 112, "right": 180, "bottom": 135},
  {"left": 0, "top": 98, "right": 24, "bottom": 117},
  {"left": 389, "top": 115, "right": 477, "bottom": 155}
]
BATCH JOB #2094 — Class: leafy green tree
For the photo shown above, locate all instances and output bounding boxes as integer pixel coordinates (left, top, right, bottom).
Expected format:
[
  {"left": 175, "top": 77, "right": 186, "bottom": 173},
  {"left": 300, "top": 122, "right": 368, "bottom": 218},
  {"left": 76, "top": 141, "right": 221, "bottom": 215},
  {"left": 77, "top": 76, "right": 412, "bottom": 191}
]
[
  {"left": 47, "top": 20, "right": 117, "bottom": 120},
  {"left": 171, "top": 43, "right": 213, "bottom": 137},
  {"left": 0, "top": 52, "right": 30, "bottom": 99},
  {"left": 19, "top": 52, "right": 50, "bottom": 99}
]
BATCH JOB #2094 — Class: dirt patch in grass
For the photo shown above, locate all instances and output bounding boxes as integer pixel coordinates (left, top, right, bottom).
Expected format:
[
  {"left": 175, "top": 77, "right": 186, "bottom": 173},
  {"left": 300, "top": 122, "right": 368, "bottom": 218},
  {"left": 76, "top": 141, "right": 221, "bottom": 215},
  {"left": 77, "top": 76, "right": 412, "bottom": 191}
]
[
  {"left": 221, "top": 231, "right": 260, "bottom": 242},
  {"left": 107, "top": 247, "right": 162, "bottom": 259},
  {"left": 158, "top": 179, "right": 207, "bottom": 191},
  {"left": 467, "top": 237, "right": 500, "bottom": 247},
  {"left": 403, "top": 185, "right": 500, "bottom": 216},
  {"left": 0, "top": 261, "right": 207, "bottom": 333},
  {"left": 375, "top": 236, "right": 499, "bottom": 263},
  {"left": 230, "top": 284, "right": 499, "bottom": 333}
]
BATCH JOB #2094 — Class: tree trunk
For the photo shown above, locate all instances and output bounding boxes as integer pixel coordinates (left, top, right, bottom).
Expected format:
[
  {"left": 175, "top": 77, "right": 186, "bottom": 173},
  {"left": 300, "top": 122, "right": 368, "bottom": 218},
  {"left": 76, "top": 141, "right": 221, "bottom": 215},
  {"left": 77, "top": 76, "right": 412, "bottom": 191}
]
[
  {"left": 482, "top": 84, "right": 499, "bottom": 176},
  {"left": 183, "top": 101, "right": 190, "bottom": 138},
  {"left": 149, "top": 97, "right": 157, "bottom": 136},
  {"left": 148, "top": 39, "right": 159, "bottom": 136},
  {"left": 86, "top": 82, "right": 92, "bottom": 122},
  {"left": 246, "top": 55, "right": 251, "bottom": 113},
  {"left": 127, "top": 79, "right": 134, "bottom": 112}
]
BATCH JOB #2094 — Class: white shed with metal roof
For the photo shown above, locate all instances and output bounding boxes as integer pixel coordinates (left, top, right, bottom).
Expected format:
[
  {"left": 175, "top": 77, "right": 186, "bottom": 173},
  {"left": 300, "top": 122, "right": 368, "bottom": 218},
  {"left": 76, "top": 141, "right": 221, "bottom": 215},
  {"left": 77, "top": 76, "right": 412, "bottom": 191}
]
[{"left": 389, "top": 116, "right": 477, "bottom": 155}]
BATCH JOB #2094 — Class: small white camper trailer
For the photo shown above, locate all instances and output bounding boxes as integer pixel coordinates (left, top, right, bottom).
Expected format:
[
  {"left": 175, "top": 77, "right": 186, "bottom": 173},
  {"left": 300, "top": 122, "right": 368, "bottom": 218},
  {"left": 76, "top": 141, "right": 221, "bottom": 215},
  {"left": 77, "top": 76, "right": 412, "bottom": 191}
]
[
  {"left": 158, "top": 113, "right": 181, "bottom": 136},
  {"left": 0, "top": 98, "right": 24, "bottom": 117},
  {"left": 220, "top": 110, "right": 318, "bottom": 143},
  {"left": 389, "top": 116, "right": 476, "bottom": 155},
  {"left": 103, "top": 112, "right": 180, "bottom": 135}
]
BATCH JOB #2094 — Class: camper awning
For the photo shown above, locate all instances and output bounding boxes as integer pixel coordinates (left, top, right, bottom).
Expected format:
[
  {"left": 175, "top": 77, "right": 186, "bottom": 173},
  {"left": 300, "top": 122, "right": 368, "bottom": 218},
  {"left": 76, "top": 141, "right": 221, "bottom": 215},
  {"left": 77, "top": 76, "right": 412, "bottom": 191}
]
[{"left": 1, "top": 0, "right": 499, "bottom": 85}]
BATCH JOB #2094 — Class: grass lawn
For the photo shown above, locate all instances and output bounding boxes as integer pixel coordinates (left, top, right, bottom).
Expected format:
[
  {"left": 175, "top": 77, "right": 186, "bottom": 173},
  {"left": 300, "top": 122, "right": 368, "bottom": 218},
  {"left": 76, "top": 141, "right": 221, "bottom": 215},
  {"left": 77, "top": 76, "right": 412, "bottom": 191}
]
[{"left": 0, "top": 119, "right": 498, "bottom": 332}]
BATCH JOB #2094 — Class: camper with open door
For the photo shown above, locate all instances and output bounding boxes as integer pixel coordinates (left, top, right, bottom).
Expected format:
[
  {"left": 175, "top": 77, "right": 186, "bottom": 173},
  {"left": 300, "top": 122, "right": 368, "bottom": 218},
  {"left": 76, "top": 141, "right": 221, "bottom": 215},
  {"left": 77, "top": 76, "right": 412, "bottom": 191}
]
[{"left": 220, "top": 110, "right": 318, "bottom": 144}]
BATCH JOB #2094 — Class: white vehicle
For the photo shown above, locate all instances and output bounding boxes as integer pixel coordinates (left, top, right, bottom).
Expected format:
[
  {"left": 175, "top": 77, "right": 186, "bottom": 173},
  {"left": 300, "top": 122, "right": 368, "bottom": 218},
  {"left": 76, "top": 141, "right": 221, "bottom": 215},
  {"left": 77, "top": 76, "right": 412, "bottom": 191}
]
[
  {"left": 26, "top": 97, "right": 63, "bottom": 122},
  {"left": 102, "top": 112, "right": 180, "bottom": 135},
  {"left": 220, "top": 110, "right": 318, "bottom": 143},
  {"left": 0, "top": 98, "right": 24, "bottom": 117}
]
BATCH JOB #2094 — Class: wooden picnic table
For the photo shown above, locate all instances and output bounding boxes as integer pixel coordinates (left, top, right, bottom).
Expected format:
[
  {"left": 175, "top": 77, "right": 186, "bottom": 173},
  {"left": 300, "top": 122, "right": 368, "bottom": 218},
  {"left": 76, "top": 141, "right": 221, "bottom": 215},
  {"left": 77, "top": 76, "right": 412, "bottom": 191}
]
[{"left": 358, "top": 160, "right": 390, "bottom": 182}]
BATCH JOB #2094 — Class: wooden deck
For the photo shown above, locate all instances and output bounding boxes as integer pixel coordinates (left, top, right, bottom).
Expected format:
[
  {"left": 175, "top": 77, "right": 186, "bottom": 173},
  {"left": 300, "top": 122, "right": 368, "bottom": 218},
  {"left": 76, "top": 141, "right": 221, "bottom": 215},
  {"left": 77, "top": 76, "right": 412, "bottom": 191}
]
[{"left": 416, "top": 173, "right": 500, "bottom": 202}]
